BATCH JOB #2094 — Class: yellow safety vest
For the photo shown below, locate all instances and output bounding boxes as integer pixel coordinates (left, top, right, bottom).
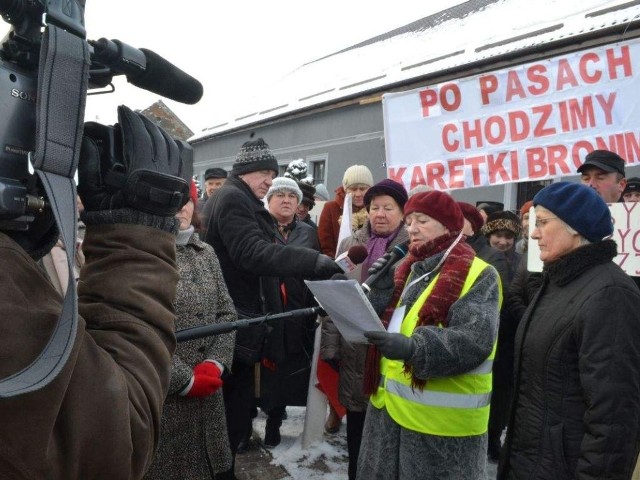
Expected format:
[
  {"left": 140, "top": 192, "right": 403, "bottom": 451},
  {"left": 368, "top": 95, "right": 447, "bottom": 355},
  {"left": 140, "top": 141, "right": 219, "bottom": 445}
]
[{"left": 370, "top": 256, "right": 501, "bottom": 437}]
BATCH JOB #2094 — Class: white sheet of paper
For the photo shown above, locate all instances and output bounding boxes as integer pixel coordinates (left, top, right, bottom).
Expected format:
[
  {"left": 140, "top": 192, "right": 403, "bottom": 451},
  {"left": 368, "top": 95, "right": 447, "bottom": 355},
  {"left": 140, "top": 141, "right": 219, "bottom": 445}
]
[
  {"left": 387, "top": 305, "right": 405, "bottom": 333},
  {"left": 305, "top": 278, "right": 385, "bottom": 343}
]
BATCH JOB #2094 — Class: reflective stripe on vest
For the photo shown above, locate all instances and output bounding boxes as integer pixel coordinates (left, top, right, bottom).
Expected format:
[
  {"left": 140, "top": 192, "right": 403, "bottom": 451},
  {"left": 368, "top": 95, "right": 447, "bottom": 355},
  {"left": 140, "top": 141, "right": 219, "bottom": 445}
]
[{"left": 370, "top": 256, "right": 501, "bottom": 437}]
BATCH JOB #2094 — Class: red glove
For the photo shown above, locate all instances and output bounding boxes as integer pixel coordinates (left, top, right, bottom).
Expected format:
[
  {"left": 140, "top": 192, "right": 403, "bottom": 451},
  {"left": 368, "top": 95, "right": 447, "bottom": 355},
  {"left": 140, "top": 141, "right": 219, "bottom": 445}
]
[
  {"left": 194, "top": 360, "right": 222, "bottom": 379},
  {"left": 184, "top": 373, "right": 222, "bottom": 398},
  {"left": 182, "top": 361, "right": 223, "bottom": 398}
]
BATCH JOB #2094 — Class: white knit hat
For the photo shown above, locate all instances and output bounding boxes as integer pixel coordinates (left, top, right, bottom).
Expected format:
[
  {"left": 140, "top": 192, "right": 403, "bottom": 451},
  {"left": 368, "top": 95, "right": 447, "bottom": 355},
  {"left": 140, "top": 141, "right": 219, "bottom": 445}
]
[
  {"left": 342, "top": 165, "right": 374, "bottom": 189},
  {"left": 266, "top": 177, "right": 302, "bottom": 203}
]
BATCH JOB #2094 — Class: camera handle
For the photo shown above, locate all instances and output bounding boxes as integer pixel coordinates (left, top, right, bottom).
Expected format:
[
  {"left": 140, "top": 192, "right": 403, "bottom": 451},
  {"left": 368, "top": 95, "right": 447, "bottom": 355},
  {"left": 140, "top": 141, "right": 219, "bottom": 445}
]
[{"left": 0, "top": 6, "right": 89, "bottom": 398}]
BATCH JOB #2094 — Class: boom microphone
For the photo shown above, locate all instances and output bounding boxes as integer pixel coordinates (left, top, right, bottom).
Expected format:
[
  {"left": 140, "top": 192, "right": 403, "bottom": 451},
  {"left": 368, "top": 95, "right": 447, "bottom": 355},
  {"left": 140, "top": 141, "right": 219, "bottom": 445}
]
[
  {"left": 90, "top": 38, "right": 204, "bottom": 104},
  {"left": 176, "top": 306, "right": 323, "bottom": 342},
  {"left": 361, "top": 241, "right": 409, "bottom": 293}
]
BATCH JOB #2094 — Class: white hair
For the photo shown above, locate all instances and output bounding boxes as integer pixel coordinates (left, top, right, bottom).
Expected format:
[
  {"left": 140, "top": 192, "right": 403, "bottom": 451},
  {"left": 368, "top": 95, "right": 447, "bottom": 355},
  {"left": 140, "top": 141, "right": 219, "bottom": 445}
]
[{"left": 534, "top": 205, "right": 591, "bottom": 245}]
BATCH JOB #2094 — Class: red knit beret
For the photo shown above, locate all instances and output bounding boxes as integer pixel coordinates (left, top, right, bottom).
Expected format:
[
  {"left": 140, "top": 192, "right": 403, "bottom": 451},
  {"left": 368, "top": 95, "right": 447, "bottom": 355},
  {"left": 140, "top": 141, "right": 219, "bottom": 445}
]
[
  {"left": 458, "top": 202, "right": 484, "bottom": 234},
  {"left": 404, "top": 191, "right": 464, "bottom": 232}
]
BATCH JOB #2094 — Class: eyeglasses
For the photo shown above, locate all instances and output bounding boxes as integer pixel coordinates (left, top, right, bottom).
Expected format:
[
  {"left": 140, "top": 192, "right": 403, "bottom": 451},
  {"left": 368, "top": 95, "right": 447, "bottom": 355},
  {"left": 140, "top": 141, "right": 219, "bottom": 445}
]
[{"left": 534, "top": 217, "right": 558, "bottom": 229}]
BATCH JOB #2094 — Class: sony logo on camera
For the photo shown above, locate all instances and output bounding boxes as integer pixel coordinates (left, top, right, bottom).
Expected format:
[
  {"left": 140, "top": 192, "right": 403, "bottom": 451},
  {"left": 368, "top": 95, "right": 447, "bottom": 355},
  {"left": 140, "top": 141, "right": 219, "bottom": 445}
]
[{"left": 10, "top": 88, "right": 36, "bottom": 103}]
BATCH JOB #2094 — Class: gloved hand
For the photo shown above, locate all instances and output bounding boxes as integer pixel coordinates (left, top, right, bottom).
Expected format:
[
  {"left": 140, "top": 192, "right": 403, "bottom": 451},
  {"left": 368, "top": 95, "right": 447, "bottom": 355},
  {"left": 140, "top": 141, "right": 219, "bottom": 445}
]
[
  {"left": 78, "top": 105, "right": 192, "bottom": 216},
  {"left": 193, "top": 360, "right": 223, "bottom": 379},
  {"left": 368, "top": 251, "right": 393, "bottom": 275},
  {"left": 364, "top": 331, "right": 416, "bottom": 361},
  {"left": 313, "top": 254, "right": 343, "bottom": 279},
  {"left": 181, "top": 372, "right": 223, "bottom": 398}
]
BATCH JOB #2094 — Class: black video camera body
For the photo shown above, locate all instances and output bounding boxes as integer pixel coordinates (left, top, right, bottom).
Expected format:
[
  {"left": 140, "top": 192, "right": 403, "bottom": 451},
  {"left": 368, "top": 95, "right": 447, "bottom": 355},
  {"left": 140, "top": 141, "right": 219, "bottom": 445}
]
[
  {"left": 0, "top": 56, "right": 41, "bottom": 230},
  {"left": 0, "top": 0, "right": 48, "bottom": 232}
]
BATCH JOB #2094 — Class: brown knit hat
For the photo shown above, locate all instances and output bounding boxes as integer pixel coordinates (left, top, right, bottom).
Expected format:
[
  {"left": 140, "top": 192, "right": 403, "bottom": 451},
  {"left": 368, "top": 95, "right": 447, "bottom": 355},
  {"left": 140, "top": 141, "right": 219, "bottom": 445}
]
[{"left": 404, "top": 191, "right": 464, "bottom": 232}]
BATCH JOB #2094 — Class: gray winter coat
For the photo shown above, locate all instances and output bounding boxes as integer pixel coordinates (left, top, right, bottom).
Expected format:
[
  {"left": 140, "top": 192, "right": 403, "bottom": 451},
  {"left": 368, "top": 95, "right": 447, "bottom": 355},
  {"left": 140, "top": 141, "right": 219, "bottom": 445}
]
[
  {"left": 357, "top": 247, "right": 500, "bottom": 480},
  {"left": 320, "top": 221, "right": 409, "bottom": 412},
  {"left": 145, "top": 232, "right": 236, "bottom": 479}
]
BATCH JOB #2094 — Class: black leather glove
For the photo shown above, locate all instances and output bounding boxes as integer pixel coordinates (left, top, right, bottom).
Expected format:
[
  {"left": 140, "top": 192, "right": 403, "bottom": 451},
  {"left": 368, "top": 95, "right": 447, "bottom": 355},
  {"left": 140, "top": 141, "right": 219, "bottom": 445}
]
[
  {"left": 313, "top": 254, "right": 343, "bottom": 279},
  {"left": 364, "top": 331, "right": 416, "bottom": 361},
  {"left": 368, "top": 251, "right": 393, "bottom": 275},
  {"left": 78, "top": 105, "right": 192, "bottom": 216}
]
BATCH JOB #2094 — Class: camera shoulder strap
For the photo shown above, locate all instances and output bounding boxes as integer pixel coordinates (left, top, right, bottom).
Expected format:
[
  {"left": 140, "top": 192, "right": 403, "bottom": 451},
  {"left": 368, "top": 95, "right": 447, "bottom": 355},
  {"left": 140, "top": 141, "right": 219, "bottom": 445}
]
[{"left": 0, "top": 22, "right": 89, "bottom": 397}]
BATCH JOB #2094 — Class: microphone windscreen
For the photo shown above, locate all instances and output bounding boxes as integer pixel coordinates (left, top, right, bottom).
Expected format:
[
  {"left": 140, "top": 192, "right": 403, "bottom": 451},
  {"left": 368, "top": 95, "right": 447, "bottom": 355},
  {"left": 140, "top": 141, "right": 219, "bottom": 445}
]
[
  {"left": 394, "top": 241, "right": 409, "bottom": 257},
  {"left": 129, "top": 48, "right": 204, "bottom": 104},
  {"left": 347, "top": 245, "right": 368, "bottom": 265}
]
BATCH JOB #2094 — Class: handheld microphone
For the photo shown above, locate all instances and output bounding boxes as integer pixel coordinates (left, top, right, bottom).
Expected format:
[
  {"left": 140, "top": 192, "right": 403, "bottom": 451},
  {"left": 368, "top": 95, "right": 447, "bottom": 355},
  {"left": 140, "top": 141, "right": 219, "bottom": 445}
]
[
  {"left": 361, "top": 241, "right": 409, "bottom": 293},
  {"left": 335, "top": 244, "right": 368, "bottom": 273},
  {"left": 90, "top": 38, "right": 204, "bottom": 104}
]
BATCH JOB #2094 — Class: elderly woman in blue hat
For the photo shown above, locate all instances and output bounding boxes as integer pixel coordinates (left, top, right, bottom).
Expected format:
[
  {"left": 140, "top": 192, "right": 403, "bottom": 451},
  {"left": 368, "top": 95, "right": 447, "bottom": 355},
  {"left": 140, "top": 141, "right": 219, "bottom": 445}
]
[{"left": 499, "top": 182, "right": 640, "bottom": 480}]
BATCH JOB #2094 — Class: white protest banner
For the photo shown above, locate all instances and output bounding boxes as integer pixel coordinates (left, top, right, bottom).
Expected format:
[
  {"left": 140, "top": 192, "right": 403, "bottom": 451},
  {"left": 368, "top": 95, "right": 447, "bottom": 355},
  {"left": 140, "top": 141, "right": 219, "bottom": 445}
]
[
  {"left": 528, "top": 202, "right": 640, "bottom": 276},
  {"left": 384, "top": 39, "right": 640, "bottom": 192}
]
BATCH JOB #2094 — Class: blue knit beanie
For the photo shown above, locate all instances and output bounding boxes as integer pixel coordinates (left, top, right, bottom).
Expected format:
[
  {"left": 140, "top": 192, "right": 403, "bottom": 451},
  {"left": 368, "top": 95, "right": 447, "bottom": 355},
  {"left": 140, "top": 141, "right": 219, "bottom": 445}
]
[{"left": 533, "top": 182, "right": 613, "bottom": 242}]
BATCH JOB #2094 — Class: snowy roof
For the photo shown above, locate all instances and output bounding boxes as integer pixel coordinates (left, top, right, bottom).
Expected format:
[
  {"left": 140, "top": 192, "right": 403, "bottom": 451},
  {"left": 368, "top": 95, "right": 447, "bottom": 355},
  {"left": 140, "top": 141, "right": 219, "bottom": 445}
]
[{"left": 191, "top": 0, "right": 640, "bottom": 142}]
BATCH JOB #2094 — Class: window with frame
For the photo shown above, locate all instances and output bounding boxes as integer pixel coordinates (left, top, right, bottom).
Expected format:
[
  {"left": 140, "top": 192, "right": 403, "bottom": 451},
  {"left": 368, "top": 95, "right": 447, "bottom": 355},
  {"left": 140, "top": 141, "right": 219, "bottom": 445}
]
[{"left": 310, "top": 160, "right": 326, "bottom": 185}]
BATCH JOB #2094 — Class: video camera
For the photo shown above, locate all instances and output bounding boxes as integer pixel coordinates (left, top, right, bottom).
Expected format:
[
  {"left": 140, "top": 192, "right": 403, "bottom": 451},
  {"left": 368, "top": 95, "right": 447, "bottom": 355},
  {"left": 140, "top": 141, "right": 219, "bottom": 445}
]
[
  {"left": 0, "top": 0, "right": 201, "bottom": 399},
  {"left": 0, "top": 0, "right": 202, "bottom": 240}
]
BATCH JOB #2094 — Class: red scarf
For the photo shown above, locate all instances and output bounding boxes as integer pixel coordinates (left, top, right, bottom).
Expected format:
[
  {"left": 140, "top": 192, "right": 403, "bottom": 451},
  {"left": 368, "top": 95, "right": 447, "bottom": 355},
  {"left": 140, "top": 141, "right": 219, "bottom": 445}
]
[{"left": 363, "top": 232, "right": 475, "bottom": 393}]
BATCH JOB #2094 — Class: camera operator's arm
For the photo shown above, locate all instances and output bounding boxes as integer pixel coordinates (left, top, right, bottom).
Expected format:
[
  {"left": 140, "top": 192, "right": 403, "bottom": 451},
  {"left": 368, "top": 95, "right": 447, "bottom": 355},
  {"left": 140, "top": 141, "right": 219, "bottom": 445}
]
[
  {"left": 74, "top": 106, "right": 190, "bottom": 478},
  {"left": 0, "top": 106, "right": 190, "bottom": 479}
]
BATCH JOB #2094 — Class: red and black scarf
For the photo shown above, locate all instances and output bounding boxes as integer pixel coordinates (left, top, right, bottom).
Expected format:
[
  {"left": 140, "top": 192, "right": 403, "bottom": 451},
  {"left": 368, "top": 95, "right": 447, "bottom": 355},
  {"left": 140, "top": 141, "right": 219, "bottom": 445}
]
[{"left": 363, "top": 232, "right": 475, "bottom": 393}]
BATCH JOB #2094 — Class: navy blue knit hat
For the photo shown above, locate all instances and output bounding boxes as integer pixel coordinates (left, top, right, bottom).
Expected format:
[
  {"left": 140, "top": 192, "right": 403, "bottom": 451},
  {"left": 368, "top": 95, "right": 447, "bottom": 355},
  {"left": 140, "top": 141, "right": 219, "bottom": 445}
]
[
  {"left": 364, "top": 179, "right": 408, "bottom": 210},
  {"left": 533, "top": 182, "right": 613, "bottom": 242},
  {"left": 231, "top": 138, "right": 279, "bottom": 176}
]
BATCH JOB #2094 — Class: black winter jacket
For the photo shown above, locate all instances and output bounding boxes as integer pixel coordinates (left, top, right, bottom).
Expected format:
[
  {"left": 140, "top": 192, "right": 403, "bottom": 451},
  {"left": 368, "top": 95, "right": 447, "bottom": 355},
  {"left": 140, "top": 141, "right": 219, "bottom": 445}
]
[
  {"left": 259, "top": 218, "right": 320, "bottom": 410},
  {"left": 499, "top": 240, "right": 640, "bottom": 480},
  {"left": 204, "top": 175, "right": 320, "bottom": 361}
]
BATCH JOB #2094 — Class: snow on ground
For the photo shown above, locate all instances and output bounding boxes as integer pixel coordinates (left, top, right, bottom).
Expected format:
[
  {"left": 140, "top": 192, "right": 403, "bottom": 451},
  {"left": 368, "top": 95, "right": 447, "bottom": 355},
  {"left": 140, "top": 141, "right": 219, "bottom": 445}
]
[
  {"left": 252, "top": 406, "right": 499, "bottom": 479},
  {"left": 253, "top": 407, "right": 348, "bottom": 479}
]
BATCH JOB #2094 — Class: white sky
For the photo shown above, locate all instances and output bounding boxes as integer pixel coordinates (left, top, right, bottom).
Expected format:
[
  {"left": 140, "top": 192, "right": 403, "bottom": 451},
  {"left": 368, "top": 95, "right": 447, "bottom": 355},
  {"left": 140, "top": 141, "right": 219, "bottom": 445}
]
[{"left": 80, "top": 1, "right": 462, "bottom": 133}]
